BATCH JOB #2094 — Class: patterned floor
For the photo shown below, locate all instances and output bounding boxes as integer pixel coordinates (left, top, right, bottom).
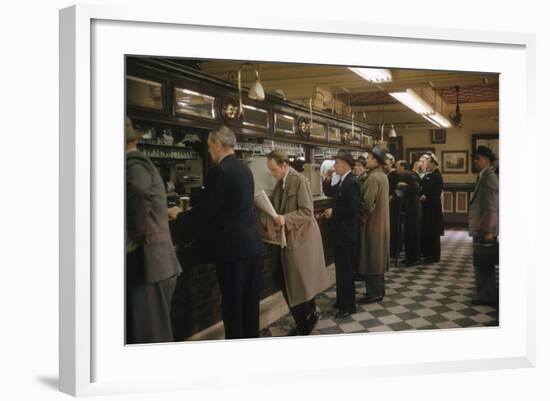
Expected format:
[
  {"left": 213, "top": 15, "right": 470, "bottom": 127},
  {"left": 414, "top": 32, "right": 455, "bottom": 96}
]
[{"left": 260, "top": 229, "right": 499, "bottom": 337}]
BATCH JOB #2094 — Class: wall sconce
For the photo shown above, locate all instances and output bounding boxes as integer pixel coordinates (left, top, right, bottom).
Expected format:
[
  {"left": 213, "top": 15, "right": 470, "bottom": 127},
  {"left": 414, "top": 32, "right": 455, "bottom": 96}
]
[
  {"left": 238, "top": 63, "right": 265, "bottom": 116},
  {"left": 388, "top": 124, "right": 397, "bottom": 138}
]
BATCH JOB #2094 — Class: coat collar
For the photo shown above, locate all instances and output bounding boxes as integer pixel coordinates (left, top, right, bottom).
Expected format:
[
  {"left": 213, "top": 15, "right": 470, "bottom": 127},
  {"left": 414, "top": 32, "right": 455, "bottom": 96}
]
[
  {"left": 280, "top": 167, "right": 298, "bottom": 212},
  {"left": 471, "top": 165, "right": 494, "bottom": 204},
  {"left": 274, "top": 167, "right": 297, "bottom": 212}
]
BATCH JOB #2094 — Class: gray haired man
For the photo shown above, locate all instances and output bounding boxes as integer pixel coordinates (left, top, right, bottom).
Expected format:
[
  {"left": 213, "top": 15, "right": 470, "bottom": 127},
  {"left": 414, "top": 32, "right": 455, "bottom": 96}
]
[{"left": 168, "top": 126, "right": 265, "bottom": 339}]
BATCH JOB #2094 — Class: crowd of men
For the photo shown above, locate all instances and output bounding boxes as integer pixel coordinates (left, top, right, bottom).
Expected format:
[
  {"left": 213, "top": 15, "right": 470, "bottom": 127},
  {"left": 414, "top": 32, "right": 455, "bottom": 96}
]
[
  {"left": 320, "top": 147, "right": 445, "bottom": 317},
  {"left": 125, "top": 119, "right": 499, "bottom": 342}
]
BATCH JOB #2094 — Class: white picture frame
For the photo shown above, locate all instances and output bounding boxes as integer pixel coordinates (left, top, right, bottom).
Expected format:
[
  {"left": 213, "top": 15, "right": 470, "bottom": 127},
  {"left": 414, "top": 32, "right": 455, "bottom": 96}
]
[{"left": 59, "top": 4, "right": 536, "bottom": 397}]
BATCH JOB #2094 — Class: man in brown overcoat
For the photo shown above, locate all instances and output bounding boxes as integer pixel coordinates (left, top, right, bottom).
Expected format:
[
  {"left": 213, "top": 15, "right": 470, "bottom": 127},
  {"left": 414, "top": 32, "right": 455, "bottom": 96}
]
[
  {"left": 357, "top": 147, "right": 390, "bottom": 303},
  {"left": 267, "top": 150, "right": 330, "bottom": 335}
]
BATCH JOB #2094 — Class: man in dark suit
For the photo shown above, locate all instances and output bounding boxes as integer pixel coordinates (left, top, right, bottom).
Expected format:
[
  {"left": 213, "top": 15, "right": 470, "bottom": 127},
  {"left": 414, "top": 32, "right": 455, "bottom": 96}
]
[
  {"left": 420, "top": 152, "right": 444, "bottom": 264},
  {"left": 395, "top": 160, "right": 422, "bottom": 266},
  {"left": 322, "top": 149, "right": 360, "bottom": 318},
  {"left": 469, "top": 146, "right": 499, "bottom": 307},
  {"left": 126, "top": 117, "right": 182, "bottom": 344},
  {"left": 168, "top": 126, "right": 265, "bottom": 339},
  {"left": 384, "top": 153, "right": 400, "bottom": 261}
]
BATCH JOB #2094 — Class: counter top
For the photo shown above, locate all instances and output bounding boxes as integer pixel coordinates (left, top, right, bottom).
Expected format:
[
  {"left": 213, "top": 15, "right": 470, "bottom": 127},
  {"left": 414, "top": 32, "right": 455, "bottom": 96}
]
[{"left": 312, "top": 194, "right": 331, "bottom": 202}]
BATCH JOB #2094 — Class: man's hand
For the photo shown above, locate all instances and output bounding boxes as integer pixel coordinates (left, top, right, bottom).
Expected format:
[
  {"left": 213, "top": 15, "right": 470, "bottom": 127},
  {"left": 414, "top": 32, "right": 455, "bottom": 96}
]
[
  {"left": 325, "top": 168, "right": 335, "bottom": 179},
  {"left": 273, "top": 214, "right": 285, "bottom": 227},
  {"left": 420, "top": 195, "right": 427, "bottom": 202},
  {"left": 484, "top": 233, "right": 495, "bottom": 242},
  {"left": 167, "top": 206, "right": 183, "bottom": 220},
  {"left": 323, "top": 208, "right": 333, "bottom": 219}
]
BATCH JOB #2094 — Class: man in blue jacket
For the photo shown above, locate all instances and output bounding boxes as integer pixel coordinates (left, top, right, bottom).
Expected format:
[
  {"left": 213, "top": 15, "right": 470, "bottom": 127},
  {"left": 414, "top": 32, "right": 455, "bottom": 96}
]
[{"left": 168, "top": 126, "right": 265, "bottom": 339}]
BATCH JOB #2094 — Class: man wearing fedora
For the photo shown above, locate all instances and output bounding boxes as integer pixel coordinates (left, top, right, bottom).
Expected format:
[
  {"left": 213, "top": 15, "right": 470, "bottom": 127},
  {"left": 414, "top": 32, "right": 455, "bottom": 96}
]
[
  {"left": 322, "top": 149, "right": 360, "bottom": 318},
  {"left": 469, "top": 146, "right": 499, "bottom": 307},
  {"left": 357, "top": 147, "right": 390, "bottom": 303},
  {"left": 384, "top": 153, "right": 401, "bottom": 261},
  {"left": 125, "top": 117, "right": 182, "bottom": 344},
  {"left": 354, "top": 155, "right": 368, "bottom": 190}
]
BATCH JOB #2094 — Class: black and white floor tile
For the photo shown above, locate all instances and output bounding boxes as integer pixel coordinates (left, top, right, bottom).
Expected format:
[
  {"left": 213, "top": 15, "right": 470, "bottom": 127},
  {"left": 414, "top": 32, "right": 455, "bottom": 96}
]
[{"left": 260, "top": 229, "right": 499, "bottom": 337}]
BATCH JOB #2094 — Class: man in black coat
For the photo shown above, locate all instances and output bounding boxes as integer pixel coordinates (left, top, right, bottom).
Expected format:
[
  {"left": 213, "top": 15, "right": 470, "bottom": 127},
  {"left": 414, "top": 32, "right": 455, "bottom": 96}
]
[
  {"left": 420, "top": 152, "right": 444, "bottom": 264},
  {"left": 384, "top": 153, "right": 400, "bottom": 261},
  {"left": 322, "top": 149, "right": 360, "bottom": 318},
  {"left": 395, "top": 160, "right": 422, "bottom": 266},
  {"left": 126, "top": 117, "right": 182, "bottom": 344},
  {"left": 168, "top": 126, "right": 265, "bottom": 339}
]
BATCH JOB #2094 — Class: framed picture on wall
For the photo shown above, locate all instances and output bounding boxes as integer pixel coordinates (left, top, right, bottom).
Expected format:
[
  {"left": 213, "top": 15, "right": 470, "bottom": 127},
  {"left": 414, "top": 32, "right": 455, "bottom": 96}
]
[
  {"left": 441, "top": 150, "right": 469, "bottom": 174},
  {"left": 472, "top": 133, "right": 499, "bottom": 173},
  {"left": 431, "top": 129, "right": 446, "bottom": 144},
  {"left": 407, "top": 147, "right": 435, "bottom": 164}
]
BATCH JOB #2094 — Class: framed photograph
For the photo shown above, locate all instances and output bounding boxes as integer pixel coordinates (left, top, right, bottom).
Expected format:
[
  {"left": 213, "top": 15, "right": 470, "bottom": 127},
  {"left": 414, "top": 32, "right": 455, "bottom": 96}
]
[
  {"left": 472, "top": 133, "right": 499, "bottom": 173},
  {"left": 431, "top": 129, "right": 446, "bottom": 144},
  {"left": 441, "top": 150, "right": 469, "bottom": 174},
  {"left": 60, "top": 4, "right": 535, "bottom": 397},
  {"left": 407, "top": 147, "right": 435, "bottom": 164}
]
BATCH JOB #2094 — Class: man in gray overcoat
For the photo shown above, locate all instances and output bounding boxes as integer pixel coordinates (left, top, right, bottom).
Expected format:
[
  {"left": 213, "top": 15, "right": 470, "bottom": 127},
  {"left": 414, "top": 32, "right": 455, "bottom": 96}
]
[
  {"left": 469, "top": 146, "right": 499, "bottom": 307},
  {"left": 267, "top": 150, "right": 330, "bottom": 335},
  {"left": 357, "top": 147, "right": 390, "bottom": 304},
  {"left": 126, "top": 117, "right": 182, "bottom": 344}
]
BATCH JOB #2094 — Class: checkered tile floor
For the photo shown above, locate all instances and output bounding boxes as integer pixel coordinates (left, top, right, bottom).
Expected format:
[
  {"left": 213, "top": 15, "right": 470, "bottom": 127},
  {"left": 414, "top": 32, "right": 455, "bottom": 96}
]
[{"left": 260, "top": 229, "right": 499, "bottom": 337}]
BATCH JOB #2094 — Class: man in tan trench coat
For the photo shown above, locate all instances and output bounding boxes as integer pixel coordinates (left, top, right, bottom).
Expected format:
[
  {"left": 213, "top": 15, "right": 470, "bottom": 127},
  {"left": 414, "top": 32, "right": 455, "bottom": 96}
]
[
  {"left": 357, "top": 147, "right": 390, "bottom": 304},
  {"left": 267, "top": 150, "right": 330, "bottom": 335}
]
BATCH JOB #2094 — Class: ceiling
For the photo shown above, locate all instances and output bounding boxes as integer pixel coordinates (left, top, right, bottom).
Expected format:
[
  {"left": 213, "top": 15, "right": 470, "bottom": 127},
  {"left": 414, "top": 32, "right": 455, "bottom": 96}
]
[{"left": 171, "top": 59, "right": 499, "bottom": 128}]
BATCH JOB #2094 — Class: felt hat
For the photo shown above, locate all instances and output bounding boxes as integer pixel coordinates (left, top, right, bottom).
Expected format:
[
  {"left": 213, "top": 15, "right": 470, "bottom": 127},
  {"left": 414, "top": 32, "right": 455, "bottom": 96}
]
[
  {"left": 355, "top": 155, "right": 367, "bottom": 167},
  {"left": 474, "top": 145, "right": 496, "bottom": 162},
  {"left": 334, "top": 149, "right": 355, "bottom": 169},
  {"left": 371, "top": 146, "right": 387, "bottom": 165}
]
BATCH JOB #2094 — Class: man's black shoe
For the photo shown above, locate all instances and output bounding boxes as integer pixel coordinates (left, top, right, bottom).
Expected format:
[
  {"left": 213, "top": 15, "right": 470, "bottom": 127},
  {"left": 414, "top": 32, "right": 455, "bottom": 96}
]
[
  {"left": 335, "top": 308, "right": 356, "bottom": 318},
  {"left": 304, "top": 310, "right": 321, "bottom": 335},
  {"left": 358, "top": 296, "right": 383, "bottom": 304}
]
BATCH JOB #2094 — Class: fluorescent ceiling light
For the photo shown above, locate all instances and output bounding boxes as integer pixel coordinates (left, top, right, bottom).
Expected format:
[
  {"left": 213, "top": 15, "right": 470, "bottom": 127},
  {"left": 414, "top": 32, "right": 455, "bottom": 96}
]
[
  {"left": 422, "top": 112, "right": 452, "bottom": 128},
  {"left": 349, "top": 67, "right": 392, "bottom": 83},
  {"left": 390, "top": 89, "right": 434, "bottom": 115}
]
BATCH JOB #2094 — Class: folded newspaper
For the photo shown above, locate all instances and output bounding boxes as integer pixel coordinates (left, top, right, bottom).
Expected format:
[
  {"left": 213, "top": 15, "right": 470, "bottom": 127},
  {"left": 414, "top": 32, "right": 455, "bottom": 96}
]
[{"left": 254, "top": 190, "right": 287, "bottom": 248}]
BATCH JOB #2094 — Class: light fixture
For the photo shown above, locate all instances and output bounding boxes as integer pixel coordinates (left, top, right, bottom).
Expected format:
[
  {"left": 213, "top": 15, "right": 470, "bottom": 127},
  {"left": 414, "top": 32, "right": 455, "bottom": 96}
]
[
  {"left": 422, "top": 112, "right": 452, "bottom": 128},
  {"left": 390, "top": 88, "right": 452, "bottom": 128},
  {"left": 389, "top": 89, "right": 434, "bottom": 115},
  {"left": 248, "top": 65, "right": 265, "bottom": 100},
  {"left": 349, "top": 67, "right": 392, "bottom": 83},
  {"left": 237, "top": 63, "right": 265, "bottom": 116},
  {"left": 388, "top": 124, "right": 397, "bottom": 138}
]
